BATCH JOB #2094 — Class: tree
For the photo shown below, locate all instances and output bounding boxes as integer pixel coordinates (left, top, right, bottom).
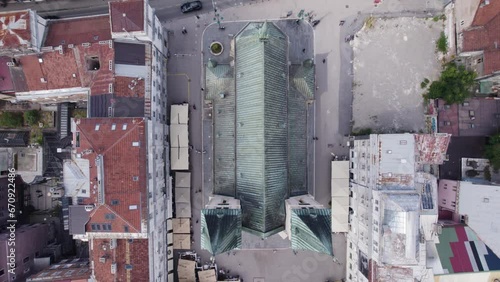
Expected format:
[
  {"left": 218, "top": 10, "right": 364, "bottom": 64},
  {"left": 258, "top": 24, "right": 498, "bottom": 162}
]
[
  {"left": 436, "top": 32, "right": 448, "bottom": 53},
  {"left": 0, "top": 112, "right": 24, "bottom": 128},
  {"left": 485, "top": 134, "right": 500, "bottom": 172},
  {"left": 24, "top": 110, "right": 40, "bottom": 126},
  {"left": 424, "top": 63, "right": 477, "bottom": 104}
]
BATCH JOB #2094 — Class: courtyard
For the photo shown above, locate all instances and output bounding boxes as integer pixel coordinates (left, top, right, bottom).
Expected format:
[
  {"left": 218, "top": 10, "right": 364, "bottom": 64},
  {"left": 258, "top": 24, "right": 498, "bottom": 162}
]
[{"left": 352, "top": 16, "right": 443, "bottom": 133}]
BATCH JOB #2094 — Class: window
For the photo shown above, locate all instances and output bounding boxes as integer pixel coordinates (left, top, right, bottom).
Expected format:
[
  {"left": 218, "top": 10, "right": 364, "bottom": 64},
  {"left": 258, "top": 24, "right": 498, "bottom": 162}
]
[
  {"left": 102, "top": 224, "right": 112, "bottom": 231},
  {"left": 375, "top": 200, "right": 379, "bottom": 205},
  {"left": 375, "top": 206, "right": 379, "bottom": 212},
  {"left": 94, "top": 124, "right": 100, "bottom": 131},
  {"left": 111, "top": 200, "right": 119, "bottom": 205},
  {"left": 105, "top": 213, "right": 115, "bottom": 220},
  {"left": 122, "top": 124, "right": 128, "bottom": 130},
  {"left": 133, "top": 176, "right": 139, "bottom": 181},
  {"left": 111, "top": 124, "right": 116, "bottom": 130},
  {"left": 399, "top": 140, "right": 407, "bottom": 145},
  {"left": 124, "top": 226, "right": 129, "bottom": 232},
  {"left": 132, "top": 142, "right": 140, "bottom": 147},
  {"left": 129, "top": 205, "right": 138, "bottom": 210},
  {"left": 23, "top": 256, "right": 30, "bottom": 263},
  {"left": 81, "top": 189, "right": 87, "bottom": 194}
]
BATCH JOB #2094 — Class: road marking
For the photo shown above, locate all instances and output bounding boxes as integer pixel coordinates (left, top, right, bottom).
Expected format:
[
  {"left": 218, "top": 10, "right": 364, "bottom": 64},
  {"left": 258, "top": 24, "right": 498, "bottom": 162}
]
[{"left": 167, "top": 72, "right": 191, "bottom": 101}]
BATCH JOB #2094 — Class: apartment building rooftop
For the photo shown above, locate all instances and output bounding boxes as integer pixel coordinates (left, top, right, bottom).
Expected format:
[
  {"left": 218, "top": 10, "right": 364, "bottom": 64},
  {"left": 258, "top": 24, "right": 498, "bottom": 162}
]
[
  {"left": 10, "top": 42, "right": 114, "bottom": 97},
  {"left": 72, "top": 117, "right": 147, "bottom": 234},
  {"left": 462, "top": 0, "right": 500, "bottom": 75},
  {"left": 43, "top": 15, "right": 112, "bottom": 47},
  {"left": 0, "top": 10, "right": 32, "bottom": 50},
  {"left": 457, "top": 182, "right": 500, "bottom": 258},
  {"left": 109, "top": 0, "right": 144, "bottom": 33},
  {"left": 90, "top": 238, "right": 149, "bottom": 281}
]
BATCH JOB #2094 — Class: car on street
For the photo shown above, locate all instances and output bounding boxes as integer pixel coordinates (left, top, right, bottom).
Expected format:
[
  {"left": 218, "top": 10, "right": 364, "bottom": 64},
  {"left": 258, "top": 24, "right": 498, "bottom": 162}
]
[{"left": 181, "top": 1, "right": 202, "bottom": 13}]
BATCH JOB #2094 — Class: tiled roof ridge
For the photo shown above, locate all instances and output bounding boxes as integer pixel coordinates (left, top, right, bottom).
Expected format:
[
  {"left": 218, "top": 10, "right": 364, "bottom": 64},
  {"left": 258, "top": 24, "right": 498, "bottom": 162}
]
[
  {"left": 90, "top": 204, "right": 140, "bottom": 233},
  {"left": 110, "top": 3, "right": 142, "bottom": 32},
  {"left": 76, "top": 118, "right": 143, "bottom": 155},
  {"left": 101, "top": 118, "right": 143, "bottom": 155},
  {"left": 76, "top": 121, "right": 99, "bottom": 153},
  {"left": 470, "top": 0, "right": 500, "bottom": 27}
]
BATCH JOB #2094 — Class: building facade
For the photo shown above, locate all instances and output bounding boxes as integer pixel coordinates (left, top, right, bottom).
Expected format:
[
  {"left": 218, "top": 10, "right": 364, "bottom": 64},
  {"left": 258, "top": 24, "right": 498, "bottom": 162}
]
[{"left": 346, "top": 134, "right": 450, "bottom": 282}]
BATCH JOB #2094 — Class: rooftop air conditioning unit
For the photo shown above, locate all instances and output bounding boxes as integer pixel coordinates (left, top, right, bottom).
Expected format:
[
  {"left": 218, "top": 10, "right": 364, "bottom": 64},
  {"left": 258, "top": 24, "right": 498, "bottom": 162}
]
[
  {"left": 99, "top": 257, "right": 106, "bottom": 263},
  {"left": 110, "top": 263, "right": 117, "bottom": 274},
  {"left": 84, "top": 205, "right": 94, "bottom": 212}
]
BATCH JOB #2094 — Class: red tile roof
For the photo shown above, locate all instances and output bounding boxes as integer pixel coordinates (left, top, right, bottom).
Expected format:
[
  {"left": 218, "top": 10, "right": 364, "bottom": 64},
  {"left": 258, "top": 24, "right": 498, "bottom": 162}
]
[
  {"left": 74, "top": 43, "right": 115, "bottom": 95},
  {"left": 114, "top": 76, "right": 145, "bottom": 98},
  {"left": 75, "top": 117, "right": 147, "bottom": 233},
  {"left": 471, "top": 0, "right": 500, "bottom": 26},
  {"left": 18, "top": 51, "right": 81, "bottom": 91},
  {"left": 462, "top": 1, "right": 500, "bottom": 75},
  {"left": 0, "top": 11, "right": 32, "bottom": 49},
  {"left": 109, "top": 0, "right": 144, "bottom": 33},
  {"left": 91, "top": 238, "right": 149, "bottom": 282},
  {"left": 14, "top": 42, "right": 114, "bottom": 94},
  {"left": 44, "top": 15, "right": 112, "bottom": 47}
]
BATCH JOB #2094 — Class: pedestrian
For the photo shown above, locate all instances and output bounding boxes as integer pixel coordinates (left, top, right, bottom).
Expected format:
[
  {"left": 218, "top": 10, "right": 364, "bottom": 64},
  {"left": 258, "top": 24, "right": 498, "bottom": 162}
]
[
  {"left": 196, "top": 220, "right": 199, "bottom": 223},
  {"left": 201, "top": 87, "right": 205, "bottom": 91},
  {"left": 323, "top": 58, "right": 326, "bottom": 63},
  {"left": 302, "top": 48, "right": 306, "bottom": 53},
  {"left": 196, "top": 15, "right": 200, "bottom": 19},
  {"left": 193, "top": 105, "right": 196, "bottom": 110}
]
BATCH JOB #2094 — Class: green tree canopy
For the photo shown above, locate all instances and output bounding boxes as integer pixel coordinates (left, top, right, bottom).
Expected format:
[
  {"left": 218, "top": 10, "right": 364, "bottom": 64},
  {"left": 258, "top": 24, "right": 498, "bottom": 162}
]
[
  {"left": 485, "top": 134, "right": 500, "bottom": 171},
  {"left": 0, "top": 112, "right": 24, "bottom": 128},
  {"left": 24, "top": 110, "right": 41, "bottom": 126},
  {"left": 424, "top": 63, "right": 477, "bottom": 104}
]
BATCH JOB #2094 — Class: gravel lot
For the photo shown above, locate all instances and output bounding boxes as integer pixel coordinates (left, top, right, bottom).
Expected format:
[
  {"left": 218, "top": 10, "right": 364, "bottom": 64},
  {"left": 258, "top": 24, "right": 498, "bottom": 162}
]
[{"left": 352, "top": 16, "right": 443, "bottom": 133}]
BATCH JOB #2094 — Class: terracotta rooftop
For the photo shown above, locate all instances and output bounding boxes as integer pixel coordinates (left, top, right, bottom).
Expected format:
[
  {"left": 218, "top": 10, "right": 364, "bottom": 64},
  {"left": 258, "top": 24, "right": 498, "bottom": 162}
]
[
  {"left": 114, "top": 76, "right": 145, "bottom": 98},
  {"left": 44, "top": 15, "right": 112, "bottom": 47},
  {"left": 109, "top": 0, "right": 144, "bottom": 33},
  {"left": 11, "top": 42, "right": 114, "bottom": 94},
  {"left": 462, "top": 0, "right": 500, "bottom": 75},
  {"left": 74, "top": 117, "right": 147, "bottom": 233},
  {"left": 471, "top": 0, "right": 500, "bottom": 26},
  {"left": 91, "top": 238, "right": 149, "bottom": 281},
  {"left": 17, "top": 51, "right": 81, "bottom": 91},
  {"left": 0, "top": 10, "right": 32, "bottom": 50}
]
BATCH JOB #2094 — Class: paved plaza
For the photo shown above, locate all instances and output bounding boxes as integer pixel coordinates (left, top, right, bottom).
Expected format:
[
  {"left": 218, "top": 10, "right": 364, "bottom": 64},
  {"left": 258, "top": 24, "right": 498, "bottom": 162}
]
[
  {"left": 165, "top": 0, "right": 446, "bottom": 281},
  {"left": 352, "top": 16, "right": 443, "bottom": 133}
]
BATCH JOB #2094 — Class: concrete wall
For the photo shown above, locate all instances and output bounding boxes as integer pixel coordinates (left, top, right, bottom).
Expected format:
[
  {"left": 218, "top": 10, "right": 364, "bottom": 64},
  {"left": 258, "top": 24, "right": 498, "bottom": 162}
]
[
  {"left": 438, "top": 179, "right": 459, "bottom": 212},
  {"left": 0, "top": 223, "right": 51, "bottom": 282}
]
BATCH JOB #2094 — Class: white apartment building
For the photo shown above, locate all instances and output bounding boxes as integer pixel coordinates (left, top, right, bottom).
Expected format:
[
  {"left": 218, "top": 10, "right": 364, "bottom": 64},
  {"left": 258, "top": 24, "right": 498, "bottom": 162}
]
[{"left": 346, "top": 134, "right": 449, "bottom": 282}]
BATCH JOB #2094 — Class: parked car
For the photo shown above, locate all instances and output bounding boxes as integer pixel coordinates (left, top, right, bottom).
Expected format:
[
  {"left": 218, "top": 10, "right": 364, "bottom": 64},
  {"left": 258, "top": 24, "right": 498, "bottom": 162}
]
[{"left": 181, "top": 1, "right": 202, "bottom": 13}]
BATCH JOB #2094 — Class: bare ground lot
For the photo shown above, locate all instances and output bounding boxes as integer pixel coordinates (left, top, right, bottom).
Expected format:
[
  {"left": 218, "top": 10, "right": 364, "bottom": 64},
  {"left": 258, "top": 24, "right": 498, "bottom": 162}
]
[{"left": 352, "top": 17, "right": 443, "bottom": 133}]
